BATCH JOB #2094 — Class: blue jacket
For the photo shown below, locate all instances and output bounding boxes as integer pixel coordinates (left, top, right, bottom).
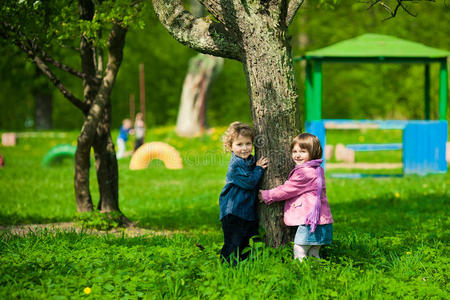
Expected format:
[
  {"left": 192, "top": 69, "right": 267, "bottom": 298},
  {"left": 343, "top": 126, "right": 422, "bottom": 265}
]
[
  {"left": 118, "top": 126, "right": 130, "bottom": 141},
  {"left": 219, "top": 153, "right": 264, "bottom": 221}
]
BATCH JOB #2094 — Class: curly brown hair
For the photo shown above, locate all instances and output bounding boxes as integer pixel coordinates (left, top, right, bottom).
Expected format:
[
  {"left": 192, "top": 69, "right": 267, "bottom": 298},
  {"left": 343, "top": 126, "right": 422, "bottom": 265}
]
[{"left": 222, "top": 122, "right": 255, "bottom": 152}]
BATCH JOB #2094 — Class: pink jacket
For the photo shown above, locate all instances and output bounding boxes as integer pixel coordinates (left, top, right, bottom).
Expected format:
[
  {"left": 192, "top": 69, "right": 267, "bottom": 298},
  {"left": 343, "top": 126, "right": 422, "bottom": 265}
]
[{"left": 261, "top": 160, "right": 333, "bottom": 227}]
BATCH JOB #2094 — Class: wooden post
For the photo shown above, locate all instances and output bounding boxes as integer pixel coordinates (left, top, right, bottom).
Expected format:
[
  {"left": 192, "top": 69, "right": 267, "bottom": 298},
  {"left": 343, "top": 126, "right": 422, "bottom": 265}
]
[
  {"left": 424, "top": 64, "right": 430, "bottom": 120},
  {"left": 439, "top": 59, "right": 448, "bottom": 121},
  {"left": 305, "top": 60, "right": 313, "bottom": 122},
  {"left": 129, "top": 94, "right": 135, "bottom": 125},
  {"left": 312, "top": 60, "right": 322, "bottom": 120},
  {"left": 139, "top": 63, "right": 146, "bottom": 123}
]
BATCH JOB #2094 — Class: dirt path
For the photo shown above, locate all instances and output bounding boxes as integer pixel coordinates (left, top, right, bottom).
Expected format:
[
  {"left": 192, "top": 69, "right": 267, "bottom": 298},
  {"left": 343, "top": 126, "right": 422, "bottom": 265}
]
[{"left": 0, "top": 222, "right": 190, "bottom": 237}]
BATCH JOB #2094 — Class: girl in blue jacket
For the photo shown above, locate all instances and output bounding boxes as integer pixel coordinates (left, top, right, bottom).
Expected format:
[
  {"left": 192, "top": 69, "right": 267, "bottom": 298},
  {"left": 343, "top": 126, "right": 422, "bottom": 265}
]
[{"left": 219, "top": 122, "right": 268, "bottom": 263}]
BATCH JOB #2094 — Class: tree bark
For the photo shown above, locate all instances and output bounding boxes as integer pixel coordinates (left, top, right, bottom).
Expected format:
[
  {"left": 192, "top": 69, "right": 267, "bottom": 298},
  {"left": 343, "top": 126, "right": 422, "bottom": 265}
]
[
  {"left": 74, "top": 0, "right": 99, "bottom": 212},
  {"left": 75, "top": 137, "right": 94, "bottom": 212},
  {"left": 175, "top": 54, "right": 223, "bottom": 137},
  {"left": 93, "top": 103, "right": 119, "bottom": 213},
  {"left": 242, "top": 29, "right": 300, "bottom": 248}
]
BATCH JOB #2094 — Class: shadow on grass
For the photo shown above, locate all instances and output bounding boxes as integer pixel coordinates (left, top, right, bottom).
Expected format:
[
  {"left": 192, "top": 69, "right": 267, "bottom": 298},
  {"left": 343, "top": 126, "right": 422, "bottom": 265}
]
[
  {"left": 323, "top": 191, "right": 448, "bottom": 267},
  {"left": 0, "top": 205, "right": 220, "bottom": 232},
  {"left": 333, "top": 191, "right": 447, "bottom": 231},
  {"left": 135, "top": 206, "right": 221, "bottom": 231},
  {"left": 0, "top": 213, "right": 72, "bottom": 227}
]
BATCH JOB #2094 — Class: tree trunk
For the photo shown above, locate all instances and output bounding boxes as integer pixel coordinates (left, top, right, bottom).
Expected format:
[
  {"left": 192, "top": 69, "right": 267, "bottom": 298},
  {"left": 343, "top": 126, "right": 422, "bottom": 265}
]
[
  {"left": 175, "top": 54, "right": 223, "bottom": 137},
  {"left": 93, "top": 103, "right": 119, "bottom": 213},
  {"left": 4, "top": 0, "right": 129, "bottom": 220},
  {"left": 34, "top": 88, "right": 53, "bottom": 130},
  {"left": 74, "top": 132, "right": 94, "bottom": 212},
  {"left": 33, "top": 68, "right": 53, "bottom": 130},
  {"left": 74, "top": 1, "right": 127, "bottom": 216},
  {"left": 242, "top": 34, "right": 300, "bottom": 247},
  {"left": 73, "top": 0, "right": 97, "bottom": 213}
]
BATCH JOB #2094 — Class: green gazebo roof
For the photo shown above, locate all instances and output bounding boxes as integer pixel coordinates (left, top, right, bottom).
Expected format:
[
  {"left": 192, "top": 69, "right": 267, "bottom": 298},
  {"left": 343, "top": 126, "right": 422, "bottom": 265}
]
[
  {"left": 305, "top": 33, "right": 450, "bottom": 59},
  {"left": 300, "top": 33, "right": 449, "bottom": 122}
]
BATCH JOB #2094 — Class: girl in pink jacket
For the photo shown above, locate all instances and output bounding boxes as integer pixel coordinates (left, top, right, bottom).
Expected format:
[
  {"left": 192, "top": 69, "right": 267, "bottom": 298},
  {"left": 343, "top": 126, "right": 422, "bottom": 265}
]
[{"left": 260, "top": 133, "right": 333, "bottom": 261}]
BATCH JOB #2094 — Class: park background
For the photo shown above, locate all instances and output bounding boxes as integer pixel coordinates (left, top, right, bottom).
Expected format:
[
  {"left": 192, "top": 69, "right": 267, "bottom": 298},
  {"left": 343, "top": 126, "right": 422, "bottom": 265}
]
[
  {"left": 1, "top": 1, "right": 449, "bottom": 130},
  {"left": 0, "top": 1, "right": 449, "bottom": 299}
]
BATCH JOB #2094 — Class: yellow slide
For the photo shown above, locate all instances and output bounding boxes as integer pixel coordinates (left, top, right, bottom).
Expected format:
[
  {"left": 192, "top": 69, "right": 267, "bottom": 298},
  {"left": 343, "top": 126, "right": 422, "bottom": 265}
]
[{"left": 129, "top": 142, "right": 183, "bottom": 170}]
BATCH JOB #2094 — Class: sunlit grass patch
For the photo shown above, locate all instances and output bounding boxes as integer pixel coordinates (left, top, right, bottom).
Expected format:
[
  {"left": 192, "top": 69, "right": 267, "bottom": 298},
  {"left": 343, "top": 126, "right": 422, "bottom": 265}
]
[{"left": 0, "top": 127, "right": 448, "bottom": 298}]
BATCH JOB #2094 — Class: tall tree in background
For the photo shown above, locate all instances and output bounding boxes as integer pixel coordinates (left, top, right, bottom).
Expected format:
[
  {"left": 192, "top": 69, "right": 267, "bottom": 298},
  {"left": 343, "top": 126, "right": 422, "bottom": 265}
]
[
  {"left": 175, "top": 53, "right": 223, "bottom": 136},
  {"left": 33, "top": 68, "right": 53, "bottom": 130},
  {"left": 175, "top": 0, "right": 224, "bottom": 137},
  {"left": 152, "top": 0, "right": 437, "bottom": 246},
  {"left": 1, "top": 0, "right": 144, "bottom": 221}
]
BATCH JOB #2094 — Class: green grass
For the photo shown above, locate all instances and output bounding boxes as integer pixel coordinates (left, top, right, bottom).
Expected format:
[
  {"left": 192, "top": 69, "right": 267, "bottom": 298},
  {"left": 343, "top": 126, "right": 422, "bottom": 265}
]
[
  {"left": 326, "top": 129, "right": 403, "bottom": 163},
  {"left": 0, "top": 127, "right": 449, "bottom": 299}
]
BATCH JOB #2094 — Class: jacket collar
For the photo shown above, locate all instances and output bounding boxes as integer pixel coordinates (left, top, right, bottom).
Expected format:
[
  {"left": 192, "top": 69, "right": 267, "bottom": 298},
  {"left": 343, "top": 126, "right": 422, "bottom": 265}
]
[
  {"left": 295, "top": 159, "right": 323, "bottom": 169},
  {"left": 289, "top": 159, "right": 323, "bottom": 177},
  {"left": 231, "top": 152, "right": 255, "bottom": 166}
]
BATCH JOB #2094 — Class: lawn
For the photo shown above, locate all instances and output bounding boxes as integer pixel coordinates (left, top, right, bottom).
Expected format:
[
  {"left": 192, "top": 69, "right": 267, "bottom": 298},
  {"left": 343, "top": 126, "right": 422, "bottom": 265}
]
[{"left": 0, "top": 127, "right": 448, "bottom": 299}]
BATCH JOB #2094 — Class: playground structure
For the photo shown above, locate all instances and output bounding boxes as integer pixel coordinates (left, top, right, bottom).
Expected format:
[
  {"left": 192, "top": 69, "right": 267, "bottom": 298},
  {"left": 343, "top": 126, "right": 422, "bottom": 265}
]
[
  {"left": 42, "top": 144, "right": 76, "bottom": 167},
  {"left": 129, "top": 142, "right": 183, "bottom": 170},
  {"left": 296, "top": 34, "right": 449, "bottom": 176},
  {"left": 1, "top": 133, "right": 17, "bottom": 146},
  {"left": 306, "top": 120, "right": 447, "bottom": 175}
]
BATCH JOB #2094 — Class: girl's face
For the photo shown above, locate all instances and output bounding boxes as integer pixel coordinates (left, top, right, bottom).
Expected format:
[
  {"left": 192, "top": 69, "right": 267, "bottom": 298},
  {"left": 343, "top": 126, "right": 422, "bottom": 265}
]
[
  {"left": 291, "top": 143, "right": 310, "bottom": 165},
  {"left": 231, "top": 134, "right": 253, "bottom": 159}
]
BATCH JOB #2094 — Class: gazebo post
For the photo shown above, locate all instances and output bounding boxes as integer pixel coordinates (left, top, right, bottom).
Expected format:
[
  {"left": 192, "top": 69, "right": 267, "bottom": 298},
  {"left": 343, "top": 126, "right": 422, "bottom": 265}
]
[
  {"left": 439, "top": 59, "right": 448, "bottom": 120},
  {"left": 312, "top": 60, "right": 323, "bottom": 120},
  {"left": 305, "top": 60, "right": 314, "bottom": 121},
  {"left": 424, "top": 64, "right": 430, "bottom": 120}
]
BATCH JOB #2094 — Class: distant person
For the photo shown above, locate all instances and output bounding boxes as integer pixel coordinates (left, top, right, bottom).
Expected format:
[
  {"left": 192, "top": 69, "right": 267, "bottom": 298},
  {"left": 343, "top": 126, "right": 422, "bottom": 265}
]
[
  {"left": 0, "top": 154, "right": 4, "bottom": 168},
  {"left": 259, "top": 133, "right": 333, "bottom": 262},
  {"left": 219, "top": 122, "right": 268, "bottom": 264},
  {"left": 133, "top": 112, "right": 146, "bottom": 151},
  {"left": 116, "top": 118, "right": 133, "bottom": 159}
]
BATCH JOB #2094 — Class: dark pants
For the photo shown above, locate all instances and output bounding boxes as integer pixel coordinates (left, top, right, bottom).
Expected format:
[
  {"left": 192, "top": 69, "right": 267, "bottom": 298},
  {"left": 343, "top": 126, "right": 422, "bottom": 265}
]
[
  {"left": 134, "top": 138, "right": 144, "bottom": 151},
  {"left": 220, "top": 214, "right": 259, "bottom": 263}
]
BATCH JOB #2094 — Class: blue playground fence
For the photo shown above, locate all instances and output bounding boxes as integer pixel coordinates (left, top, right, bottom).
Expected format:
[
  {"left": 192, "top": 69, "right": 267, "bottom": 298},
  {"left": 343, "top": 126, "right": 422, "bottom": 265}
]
[
  {"left": 306, "top": 120, "right": 448, "bottom": 176},
  {"left": 346, "top": 143, "right": 403, "bottom": 151}
]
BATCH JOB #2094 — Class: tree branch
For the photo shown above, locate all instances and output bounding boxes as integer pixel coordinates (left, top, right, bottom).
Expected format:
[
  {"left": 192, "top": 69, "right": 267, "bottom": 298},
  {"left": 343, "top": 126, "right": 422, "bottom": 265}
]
[
  {"left": 34, "top": 58, "right": 89, "bottom": 113},
  {"left": 101, "top": 23, "right": 127, "bottom": 100},
  {"left": 39, "top": 48, "right": 95, "bottom": 81},
  {"left": 0, "top": 25, "right": 90, "bottom": 113},
  {"left": 96, "top": 30, "right": 104, "bottom": 76},
  {"left": 365, "top": 0, "right": 435, "bottom": 19},
  {"left": 83, "top": 23, "right": 127, "bottom": 135},
  {"left": 396, "top": 0, "right": 418, "bottom": 17},
  {"left": 1, "top": 21, "right": 100, "bottom": 85},
  {"left": 152, "top": 0, "right": 241, "bottom": 61},
  {"left": 14, "top": 39, "right": 89, "bottom": 112},
  {"left": 286, "top": 0, "right": 305, "bottom": 26},
  {"left": 79, "top": 0, "right": 99, "bottom": 105},
  {"left": 197, "top": 0, "right": 226, "bottom": 24}
]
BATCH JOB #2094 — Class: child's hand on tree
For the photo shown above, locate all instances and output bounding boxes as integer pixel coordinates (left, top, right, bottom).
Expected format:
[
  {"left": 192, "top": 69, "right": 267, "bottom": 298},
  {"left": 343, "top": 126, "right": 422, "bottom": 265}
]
[
  {"left": 256, "top": 157, "right": 268, "bottom": 169},
  {"left": 258, "top": 191, "right": 265, "bottom": 203}
]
